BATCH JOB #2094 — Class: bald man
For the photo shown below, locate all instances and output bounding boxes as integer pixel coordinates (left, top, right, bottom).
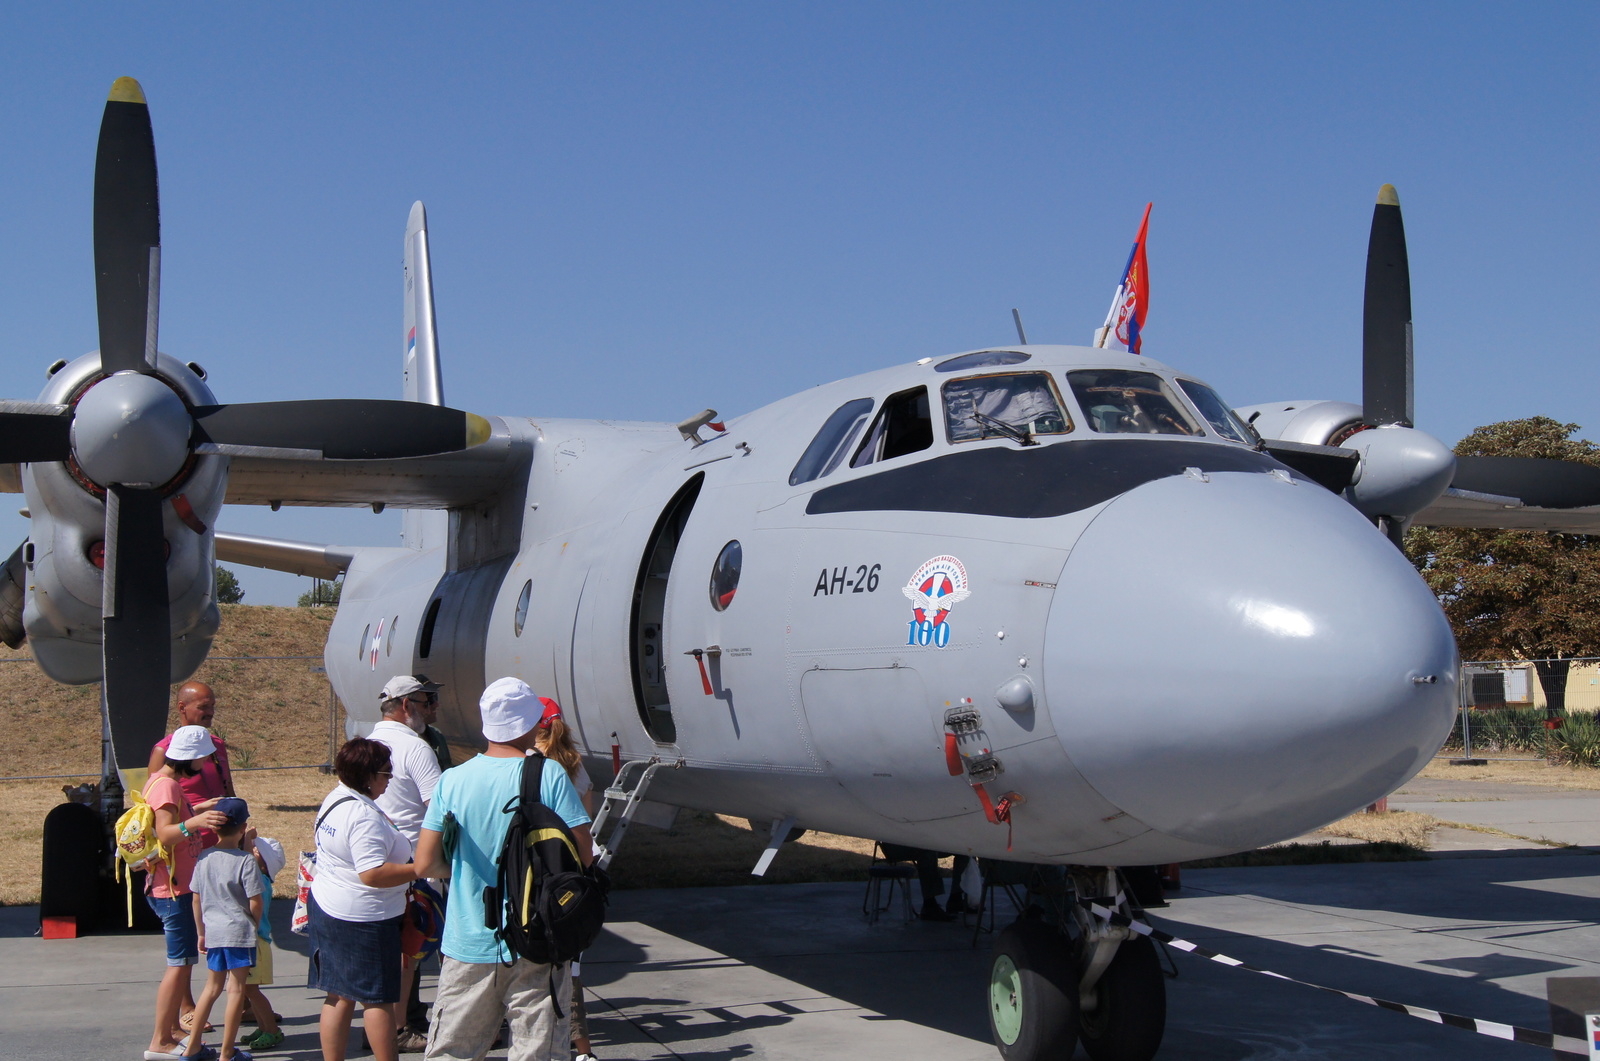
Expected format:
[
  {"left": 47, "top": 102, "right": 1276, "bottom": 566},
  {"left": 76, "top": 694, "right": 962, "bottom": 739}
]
[{"left": 149, "top": 682, "right": 236, "bottom": 827}]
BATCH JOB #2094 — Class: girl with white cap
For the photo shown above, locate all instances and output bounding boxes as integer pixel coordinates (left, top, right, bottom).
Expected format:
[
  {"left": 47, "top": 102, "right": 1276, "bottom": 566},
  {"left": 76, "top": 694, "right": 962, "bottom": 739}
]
[{"left": 143, "top": 724, "right": 230, "bottom": 1060}]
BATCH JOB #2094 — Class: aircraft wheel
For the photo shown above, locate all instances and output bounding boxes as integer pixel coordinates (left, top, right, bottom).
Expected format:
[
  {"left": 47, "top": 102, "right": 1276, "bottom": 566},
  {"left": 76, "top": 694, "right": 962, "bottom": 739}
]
[
  {"left": 1078, "top": 935, "right": 1166, "bottom": 1061},
  {"left": 988, "top": 919, "right": 1078, "bottom": 1061}
]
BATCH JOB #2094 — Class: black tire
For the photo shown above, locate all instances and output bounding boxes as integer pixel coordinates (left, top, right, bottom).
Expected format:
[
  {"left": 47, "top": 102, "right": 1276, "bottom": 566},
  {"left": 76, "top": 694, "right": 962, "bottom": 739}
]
[
  {"left": 988, "top": 919, "right": 1079, "bottom": 1061},
  {"left": 1078, "top": 935, "right": 1166, "bottom": 1061}
]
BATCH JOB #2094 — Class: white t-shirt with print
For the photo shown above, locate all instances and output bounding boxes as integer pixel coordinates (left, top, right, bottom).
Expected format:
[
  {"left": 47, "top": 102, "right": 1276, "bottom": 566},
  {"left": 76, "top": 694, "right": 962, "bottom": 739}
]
[{"left": 310, "top": 784, "right": 413, "bottom": 922}]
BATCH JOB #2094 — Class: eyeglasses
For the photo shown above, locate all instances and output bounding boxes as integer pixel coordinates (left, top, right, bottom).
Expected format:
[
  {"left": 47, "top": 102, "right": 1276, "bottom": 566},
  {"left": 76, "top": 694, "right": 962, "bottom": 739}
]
[
  {"left": 375, "top": 769, "right": 393, "bottom": 776},
  {"left": 407, "top": 694, "right": 437, "bottom": 706}
]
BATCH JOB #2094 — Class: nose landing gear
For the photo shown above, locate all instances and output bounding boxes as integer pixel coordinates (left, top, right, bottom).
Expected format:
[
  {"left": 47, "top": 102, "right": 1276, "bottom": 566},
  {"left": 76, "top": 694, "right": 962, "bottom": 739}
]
[{"left": 985, "top": 867, "right": 1168, "bottom": 1061}]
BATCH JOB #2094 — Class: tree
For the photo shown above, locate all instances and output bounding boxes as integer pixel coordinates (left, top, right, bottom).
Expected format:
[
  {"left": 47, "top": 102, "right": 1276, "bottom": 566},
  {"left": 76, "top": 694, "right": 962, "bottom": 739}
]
[
  {"left": 214, "top": 564, "right": 245, "bottom": 604},
  {"left": 298, "top": 578, "right": 342, "bottom": 608},
  {"left": 1405, "top": 417, "right": 1600, "bottom": 716}
]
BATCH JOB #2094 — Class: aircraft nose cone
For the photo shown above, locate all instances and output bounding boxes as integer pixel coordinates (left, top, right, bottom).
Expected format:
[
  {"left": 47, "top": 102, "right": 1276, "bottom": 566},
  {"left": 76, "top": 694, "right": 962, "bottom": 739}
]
[
  {"left": 1043, "top": 465, "right": 1457, "bottom": 852},
  {"left": 71, "top": 370, "right": 192, "bottom": 487}
]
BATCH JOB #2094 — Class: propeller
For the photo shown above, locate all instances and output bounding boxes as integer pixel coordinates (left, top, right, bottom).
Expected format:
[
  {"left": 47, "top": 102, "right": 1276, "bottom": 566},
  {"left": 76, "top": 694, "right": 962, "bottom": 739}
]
[
  {"left": 0, "top": 78, "right": 491, "bottom": 772},
  {"left": 1351, "top": 184, "right": 1600, "bottom": 528}
]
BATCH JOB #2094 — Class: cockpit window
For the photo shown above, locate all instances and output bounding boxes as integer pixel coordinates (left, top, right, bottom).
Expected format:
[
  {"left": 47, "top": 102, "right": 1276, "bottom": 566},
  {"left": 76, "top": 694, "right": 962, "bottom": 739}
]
[
  {"left": 935, "top": 350, "right": 1031, "bottom": 373},
  {"left": 851, "top": 386, "right": 933, "bottom": 468},
  {"left": 1176, "top": 379, "right": 1254, "bottom": 445},
  {"left": 1067, "top": 369, "right": 1201, "bottom": 436},
  {"left": 943, "top": 372, "right": 1072, "bottom": 444},
  {"left": 790, "top": 397, "right": 875, "bottom": 485}
]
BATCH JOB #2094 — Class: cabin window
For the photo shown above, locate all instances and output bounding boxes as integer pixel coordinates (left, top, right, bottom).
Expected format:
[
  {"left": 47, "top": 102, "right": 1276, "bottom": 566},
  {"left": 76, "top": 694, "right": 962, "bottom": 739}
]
[
  {"left": 936, "top": 350, "right": 1030, "bottom": 372},
  {"left": 851, "top": 386, "right": 933, "bottom": 468},
  {"left": 790, "top": 398, "right": 874, "bottom": 485},
  {"left": 943, "top": 372, "right": 1072, "bottom": 444},
  {"left": 1067, "top": 369, "right": 1201, "bottom": 436},
  {"left": 386, "top": 615, "right": 398, "bottom": 656},
  {"left": 358, "top": 624, "right": 371, "bottom": 661},
  {"left": 709, "top": 540, "right": 742, "bottom": 611},
  {"left": 514, "top": 580, "right": 532, "bottom": 636},
  {"left": 1176, "top": 379, "right": 1255, "bottom": 445}
]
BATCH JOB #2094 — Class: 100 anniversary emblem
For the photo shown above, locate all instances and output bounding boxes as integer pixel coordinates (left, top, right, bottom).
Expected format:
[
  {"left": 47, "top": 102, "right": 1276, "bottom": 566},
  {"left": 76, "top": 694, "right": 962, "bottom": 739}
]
[{"left": 901, "top": 555, "right": 970, "bottom": 648}]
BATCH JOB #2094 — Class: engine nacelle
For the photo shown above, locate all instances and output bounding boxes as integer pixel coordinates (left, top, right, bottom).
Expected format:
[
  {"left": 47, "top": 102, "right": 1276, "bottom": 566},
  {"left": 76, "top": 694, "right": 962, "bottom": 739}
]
[
  {"left": 1235, "top": 400, "right": 1364, "bottom": 447},
  {"left": 19, "top": 351, "right": 228, "bottom": 684}
]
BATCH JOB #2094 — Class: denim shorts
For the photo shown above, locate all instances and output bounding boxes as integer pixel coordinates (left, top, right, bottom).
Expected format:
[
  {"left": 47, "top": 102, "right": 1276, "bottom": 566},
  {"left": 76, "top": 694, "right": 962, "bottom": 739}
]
[
  {"left": 147, "top": 893, "right": 198, "bottom": 967},
  {"left": 307, "top": 892, "right": 402, "bottom": 1004},
  {"left": 205, "top": 946, "right": 257, "bottom": 972}
]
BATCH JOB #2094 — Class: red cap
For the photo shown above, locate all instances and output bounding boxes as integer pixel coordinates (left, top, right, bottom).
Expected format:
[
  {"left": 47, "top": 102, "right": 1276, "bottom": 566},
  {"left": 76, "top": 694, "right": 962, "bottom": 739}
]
[{"left": 538, "top": 697, "right": 562, "bottom": 727}]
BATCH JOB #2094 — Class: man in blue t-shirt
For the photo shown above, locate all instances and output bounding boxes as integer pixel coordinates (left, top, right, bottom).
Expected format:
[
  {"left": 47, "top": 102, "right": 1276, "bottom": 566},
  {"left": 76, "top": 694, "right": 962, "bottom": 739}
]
[{"left": 415, "top": 677, "right": 592, "bottom": 1061}]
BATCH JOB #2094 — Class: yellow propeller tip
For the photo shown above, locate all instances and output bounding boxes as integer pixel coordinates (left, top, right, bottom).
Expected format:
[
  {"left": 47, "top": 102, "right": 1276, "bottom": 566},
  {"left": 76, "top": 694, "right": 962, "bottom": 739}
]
[
  {"left": 465, "top": 413, "right": 492, "bottom": 449},
  {"left": 1377, "top": 183, "right": 1400, "bottom": 207},
  {"left": 108, "top": 77, "right": 147, "bottom": 105}
]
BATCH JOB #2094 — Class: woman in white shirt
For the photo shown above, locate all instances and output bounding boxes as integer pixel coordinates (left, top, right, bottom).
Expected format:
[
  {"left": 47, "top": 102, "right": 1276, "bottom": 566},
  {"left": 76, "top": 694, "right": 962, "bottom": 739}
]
[{"left": 308, "top": 738, "right": 418, "bottom": 1061}]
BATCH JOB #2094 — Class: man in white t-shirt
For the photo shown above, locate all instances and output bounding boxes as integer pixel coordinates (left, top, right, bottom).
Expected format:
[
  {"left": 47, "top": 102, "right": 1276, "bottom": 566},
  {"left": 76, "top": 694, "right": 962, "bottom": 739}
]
[{"left": 369, "top": 674, "right": 444, "bottom": 1052}]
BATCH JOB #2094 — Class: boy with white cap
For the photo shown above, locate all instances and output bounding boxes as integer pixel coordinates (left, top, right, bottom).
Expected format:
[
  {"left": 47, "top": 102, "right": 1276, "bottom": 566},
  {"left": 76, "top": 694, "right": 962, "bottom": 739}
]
[{"left": 413, "top": 678, "right": 592, "bottom": 1061}]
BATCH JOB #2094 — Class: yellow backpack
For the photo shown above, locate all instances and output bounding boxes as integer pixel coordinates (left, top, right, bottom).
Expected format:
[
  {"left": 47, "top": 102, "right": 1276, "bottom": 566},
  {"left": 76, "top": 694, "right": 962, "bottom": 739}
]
[{"left": 113, "top": 788, "right": 171, "bottom": 926}]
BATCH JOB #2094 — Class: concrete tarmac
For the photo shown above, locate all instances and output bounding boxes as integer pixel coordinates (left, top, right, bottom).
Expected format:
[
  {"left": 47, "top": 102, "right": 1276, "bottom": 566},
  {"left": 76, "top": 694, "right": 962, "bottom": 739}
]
[{"left": 5, "top": 778, "right": 1600, "bottom": 1060}]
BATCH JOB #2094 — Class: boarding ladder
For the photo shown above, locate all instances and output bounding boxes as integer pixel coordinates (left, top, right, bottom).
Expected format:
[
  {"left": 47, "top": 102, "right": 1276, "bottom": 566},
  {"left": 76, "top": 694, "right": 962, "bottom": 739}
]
[{"left": 591, "top": 755, "right": 681, "bottom": 871}]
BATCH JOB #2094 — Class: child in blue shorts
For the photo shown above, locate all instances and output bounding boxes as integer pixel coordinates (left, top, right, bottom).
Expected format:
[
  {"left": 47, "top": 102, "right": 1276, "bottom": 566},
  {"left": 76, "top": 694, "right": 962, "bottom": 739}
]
[{"left": 186, "top": 797, "right": 262, "bottom": 1061}]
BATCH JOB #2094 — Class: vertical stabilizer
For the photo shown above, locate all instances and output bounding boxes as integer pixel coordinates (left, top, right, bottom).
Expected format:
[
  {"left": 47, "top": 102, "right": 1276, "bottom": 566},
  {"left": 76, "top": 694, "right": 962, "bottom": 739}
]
[
  {"left": 403, "top": 201, "right": 445, "bottom": 405},
  {"left": 402, "top": 201, "right": 448, "bottom": 550}
]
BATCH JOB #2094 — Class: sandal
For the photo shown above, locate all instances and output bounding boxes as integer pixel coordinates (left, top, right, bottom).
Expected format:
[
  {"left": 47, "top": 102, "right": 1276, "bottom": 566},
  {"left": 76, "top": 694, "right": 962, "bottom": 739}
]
[
  {"left": 243, "top": 1030, "right": 283, "bottom": 1051},
  {"left": 178, "top": 1012, "right": 214, "bottom": 1033}
]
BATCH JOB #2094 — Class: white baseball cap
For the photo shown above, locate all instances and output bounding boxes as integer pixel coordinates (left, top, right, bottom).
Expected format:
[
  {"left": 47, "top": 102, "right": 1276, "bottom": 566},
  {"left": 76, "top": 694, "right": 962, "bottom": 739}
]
[
  {"left": 480, "top": 677, "right": 541, "bottom": 743},
  {"left": 167, "top": 725, "right": 216, "bottom": 760},
  {"left": 254, "top": 836, "right": 286, "bottom": 879},
  {"left": 379, "top": 674, "right": 443, "bottom": 701}
]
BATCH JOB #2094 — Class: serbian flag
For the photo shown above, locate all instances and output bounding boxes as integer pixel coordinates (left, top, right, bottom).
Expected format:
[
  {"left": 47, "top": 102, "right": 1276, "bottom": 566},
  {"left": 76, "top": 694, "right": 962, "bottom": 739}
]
[{"left": 1095, "top": 203, "right": 1152, "bottom": 354}]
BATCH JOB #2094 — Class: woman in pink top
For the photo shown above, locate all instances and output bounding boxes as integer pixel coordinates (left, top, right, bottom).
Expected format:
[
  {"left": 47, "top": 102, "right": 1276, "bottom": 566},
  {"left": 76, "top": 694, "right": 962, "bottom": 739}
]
[{"left": 143, "top": 725, "right": 228, "bottom": 1060}]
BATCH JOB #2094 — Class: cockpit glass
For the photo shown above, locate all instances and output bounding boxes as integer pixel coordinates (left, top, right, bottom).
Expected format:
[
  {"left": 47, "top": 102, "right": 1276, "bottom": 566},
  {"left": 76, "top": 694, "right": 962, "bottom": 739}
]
[
  {"left": 1067, "top": 369, "right": 1201, "bottom": 436},
  {"left": 943, "top": 372, "right": 1072, "bottom": 443},
  {"left": 935, "top": 350, "right": 1031, "bottom": 373},
  {"left": 790, "top": 397, "right": 874, "bottom": 485},
  {"left": 1176, "top": 379, "right": 1254, "bottom": 445}
]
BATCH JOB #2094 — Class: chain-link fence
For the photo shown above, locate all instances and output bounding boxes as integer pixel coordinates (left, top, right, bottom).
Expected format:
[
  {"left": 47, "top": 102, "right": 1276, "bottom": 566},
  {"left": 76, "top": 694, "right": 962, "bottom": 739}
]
[
  {"left": 1438, "top": 657, "right": 1600, "bottom": 763},
  {"left": 3, "top": 654, "right": 338, "bottom": 782}
]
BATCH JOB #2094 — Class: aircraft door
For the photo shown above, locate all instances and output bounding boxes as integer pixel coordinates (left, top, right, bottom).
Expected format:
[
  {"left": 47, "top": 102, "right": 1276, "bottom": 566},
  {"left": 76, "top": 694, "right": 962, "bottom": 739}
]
[{"left": 629, "top": 474, "right": 704, "bottom": 745}]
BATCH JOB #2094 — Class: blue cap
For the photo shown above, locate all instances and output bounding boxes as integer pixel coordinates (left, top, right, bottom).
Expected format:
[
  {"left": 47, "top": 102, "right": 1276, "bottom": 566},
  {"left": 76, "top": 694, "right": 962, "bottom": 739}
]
[{"left": 215, "top": 797, "right": 249, "bottom": 827}]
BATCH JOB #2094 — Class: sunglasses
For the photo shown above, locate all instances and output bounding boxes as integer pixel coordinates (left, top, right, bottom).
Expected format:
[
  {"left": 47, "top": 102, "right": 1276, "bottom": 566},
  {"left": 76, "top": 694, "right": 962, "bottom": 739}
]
[{"left": 407, "top": 694, "right": 438, "bottom": 706}]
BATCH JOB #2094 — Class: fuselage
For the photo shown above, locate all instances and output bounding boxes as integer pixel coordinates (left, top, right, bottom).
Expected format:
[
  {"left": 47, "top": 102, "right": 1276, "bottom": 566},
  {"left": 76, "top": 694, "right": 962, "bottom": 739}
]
[{"left": 326, "top": 344, "right": 1458, "bottom": 864}]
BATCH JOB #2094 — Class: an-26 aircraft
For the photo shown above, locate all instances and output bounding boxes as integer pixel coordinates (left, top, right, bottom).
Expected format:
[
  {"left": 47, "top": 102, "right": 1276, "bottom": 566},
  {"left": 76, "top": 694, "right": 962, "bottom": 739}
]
[{"left": 14, "top": 79, "right": 1600, "bottom": 1061}]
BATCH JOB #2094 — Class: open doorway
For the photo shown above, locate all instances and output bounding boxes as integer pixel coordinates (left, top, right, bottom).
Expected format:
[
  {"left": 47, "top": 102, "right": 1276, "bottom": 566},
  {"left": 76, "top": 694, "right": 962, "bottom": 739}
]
[{"left": 629, "top": 474, "right": 704, "bottom": 744}]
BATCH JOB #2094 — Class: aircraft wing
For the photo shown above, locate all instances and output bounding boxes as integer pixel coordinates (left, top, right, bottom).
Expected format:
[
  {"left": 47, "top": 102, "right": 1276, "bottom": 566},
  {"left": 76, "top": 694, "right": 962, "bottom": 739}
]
[{"left": 1414, "top": 488, "right": 1600, "bottom": 534}]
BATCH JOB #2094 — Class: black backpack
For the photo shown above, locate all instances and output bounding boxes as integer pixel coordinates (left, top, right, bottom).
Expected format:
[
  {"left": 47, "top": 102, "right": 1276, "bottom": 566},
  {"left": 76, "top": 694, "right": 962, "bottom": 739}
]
[{"left": 486, "top": 752, "right": 609, "bottom": 969}]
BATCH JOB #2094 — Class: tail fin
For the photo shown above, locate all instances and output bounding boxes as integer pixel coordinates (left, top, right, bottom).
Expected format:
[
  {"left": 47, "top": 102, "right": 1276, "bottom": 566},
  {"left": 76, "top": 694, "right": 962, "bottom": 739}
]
[
  {"left": 402, "top": 202, "right": 448, "bottom": 550},
  {"left": 403, "top": 201, "right": 445, "bottom": 405}
]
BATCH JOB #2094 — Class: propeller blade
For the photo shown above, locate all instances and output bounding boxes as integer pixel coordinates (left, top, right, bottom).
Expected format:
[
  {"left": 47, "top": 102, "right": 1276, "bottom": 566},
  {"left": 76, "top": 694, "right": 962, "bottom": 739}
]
[
  {"left": 192, "top": 399, "right": 492, "bottom": 460},
  {"left": 0, "top": 403, "right": 71, "bottom": 463},
  {"left": 102, "top": 485, "right": 171, "bottom": 770},
  {"left": 94, "top": 77, "right": 161, "bottom": 376},
  {"left": 1362, "top": 184, "right": 1412, "bottom": 427},
  {"left": 1451, "top": 456, "right": 1600, "bottom": 510}
]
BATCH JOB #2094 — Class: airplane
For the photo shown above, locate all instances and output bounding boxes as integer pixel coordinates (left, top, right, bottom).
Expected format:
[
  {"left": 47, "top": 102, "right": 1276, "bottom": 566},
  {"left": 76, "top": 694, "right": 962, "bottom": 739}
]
[{"left": 13, "top": 78, "right": 1600, "bottom": 1061}]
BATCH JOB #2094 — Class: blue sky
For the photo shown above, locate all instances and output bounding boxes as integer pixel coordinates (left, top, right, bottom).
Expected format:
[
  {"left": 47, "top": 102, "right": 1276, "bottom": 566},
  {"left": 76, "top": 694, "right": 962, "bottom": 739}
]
[{"left": 1, "top": 4, "right": 1596, "bottom": 604}]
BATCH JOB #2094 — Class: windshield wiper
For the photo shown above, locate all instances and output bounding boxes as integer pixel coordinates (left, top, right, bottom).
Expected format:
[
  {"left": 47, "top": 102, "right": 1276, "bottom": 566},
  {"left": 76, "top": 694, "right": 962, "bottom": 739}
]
[{"left": 972, "top": 412, "right": 1036, "bottom": 446}]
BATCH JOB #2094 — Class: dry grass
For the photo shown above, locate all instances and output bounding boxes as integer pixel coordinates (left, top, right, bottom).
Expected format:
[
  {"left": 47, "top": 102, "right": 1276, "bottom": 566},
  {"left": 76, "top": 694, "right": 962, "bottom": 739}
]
[
  {"left": 1316, "top": 810, "right": 1439, "bottom": 848},
  {"left": 1417, "top": 757, "right": 1600, "bottom": 790}
]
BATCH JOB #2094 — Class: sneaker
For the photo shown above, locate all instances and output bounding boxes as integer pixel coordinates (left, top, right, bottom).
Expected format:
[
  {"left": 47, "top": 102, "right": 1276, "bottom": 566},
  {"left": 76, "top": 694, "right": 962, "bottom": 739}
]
[{"left": 395, "top": 1028, "right": 429, "bottom": 1052}]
